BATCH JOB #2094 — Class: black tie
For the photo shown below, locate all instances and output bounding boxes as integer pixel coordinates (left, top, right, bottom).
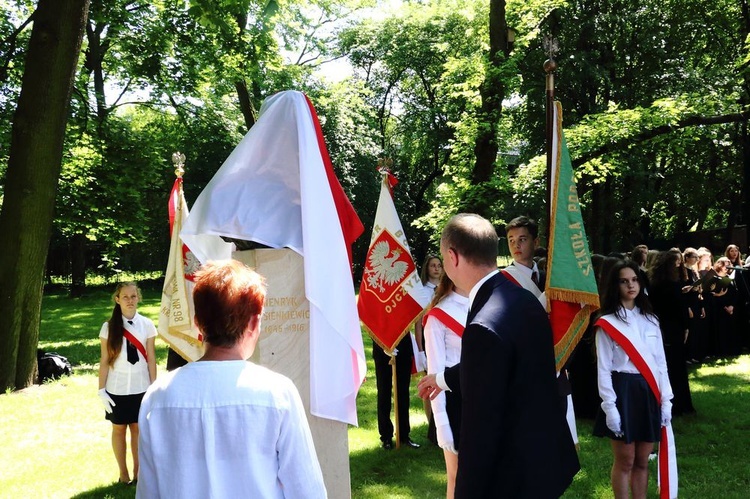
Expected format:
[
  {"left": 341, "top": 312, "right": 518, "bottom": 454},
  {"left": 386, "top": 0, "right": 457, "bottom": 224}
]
[
  {"left": 531, "top": 271, "right": 540, "bottom": 290},
  {"left": 126, "top": 320, "right": 139, "bottom": 364}
]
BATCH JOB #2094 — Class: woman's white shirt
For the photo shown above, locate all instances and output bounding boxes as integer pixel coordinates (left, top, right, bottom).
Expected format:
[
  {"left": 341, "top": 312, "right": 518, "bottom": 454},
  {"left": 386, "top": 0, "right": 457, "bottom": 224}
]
[
  {"left": 424, "top": 291, "right": 469, "bottom": 428},
  {"left": 99, "top": 312, "right": 156, "bottom": 395},
  {"left": 595, "top": 307, "right": 673, "bottom": 414}
]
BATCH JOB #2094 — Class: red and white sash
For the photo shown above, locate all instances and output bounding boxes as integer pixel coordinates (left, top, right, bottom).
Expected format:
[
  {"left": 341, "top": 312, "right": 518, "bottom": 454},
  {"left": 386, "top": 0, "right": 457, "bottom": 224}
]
[
  {"left": 500, "top": 265, "right": 546, "bottom": 308},
  {"left": 124, "top": 328, "right": 148, "bottom": 362},
  {"left": 422, "top": 307, "right": 464, "bottom": 338},
  {"left": 596, "top": 316, "right": 678, "bottom": 499}
]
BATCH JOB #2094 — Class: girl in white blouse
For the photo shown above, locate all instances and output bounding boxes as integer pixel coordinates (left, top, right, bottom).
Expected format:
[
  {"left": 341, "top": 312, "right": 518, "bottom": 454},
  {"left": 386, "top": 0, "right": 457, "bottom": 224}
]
[
  {"left": 423, "top": 272, "right": 469, "bottom": 499},
  {"left": 593, "top": 261, "right": 673, "bottom": 499},
  {"left": 97, "top": 282, "right": 157, "bottom": 484}
]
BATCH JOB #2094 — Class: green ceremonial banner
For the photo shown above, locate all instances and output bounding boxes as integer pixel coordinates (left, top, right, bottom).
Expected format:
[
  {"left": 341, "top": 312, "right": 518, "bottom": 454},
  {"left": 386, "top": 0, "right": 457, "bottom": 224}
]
[{"left": 546, "top": 101, "right": 600, "bottom": 371}]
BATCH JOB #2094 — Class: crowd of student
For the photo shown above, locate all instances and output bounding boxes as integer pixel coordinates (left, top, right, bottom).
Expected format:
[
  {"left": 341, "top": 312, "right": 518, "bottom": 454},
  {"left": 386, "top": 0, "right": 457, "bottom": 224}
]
[
  {"left": 569, "top": 243, "right": 750, "bottom": 421},
  {"left": 95, "top": 228, "right": 748, "bottom": 497}
]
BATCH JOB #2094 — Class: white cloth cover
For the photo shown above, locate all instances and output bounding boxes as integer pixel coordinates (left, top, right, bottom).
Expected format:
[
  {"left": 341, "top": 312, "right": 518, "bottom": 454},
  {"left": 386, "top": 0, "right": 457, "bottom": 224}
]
[{"left": 180, "top": 90, "right": 366, "bottom": 426}]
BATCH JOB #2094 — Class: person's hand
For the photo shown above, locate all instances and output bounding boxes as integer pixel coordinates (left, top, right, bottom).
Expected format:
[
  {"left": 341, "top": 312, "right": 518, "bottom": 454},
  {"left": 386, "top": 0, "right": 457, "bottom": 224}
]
[
  {"left": 98, "top": 388, "right": 116, "bottom": 414},
  {"left": 661, "top": 399, "right": 673, "bottom": 426},
  {"left": 417, "top": 374, "right": 443, "bottom": 400},
  {"left": 700, "top": 308, "right": 706, "bottom": 319},
  {"left": 725, "top": 305, "right": 734, "bottom": 315},
  {"left": 605, "top": 409, "right": 623, "bottom": 437},
  {"left": 687, "top": 308, "right": 694, "bottom": 319},
  {"left": 436, "top": 423, "right": 456, "bottom": 454}
]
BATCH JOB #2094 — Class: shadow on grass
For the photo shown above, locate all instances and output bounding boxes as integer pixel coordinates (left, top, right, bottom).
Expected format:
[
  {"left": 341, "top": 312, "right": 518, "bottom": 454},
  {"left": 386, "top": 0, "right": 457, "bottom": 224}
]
[
  {"left": 350, "top": 422, "right": 447, "bottom": 498},
  {"left": 70, "top": 481, "right": 135, "bottom": 499}
]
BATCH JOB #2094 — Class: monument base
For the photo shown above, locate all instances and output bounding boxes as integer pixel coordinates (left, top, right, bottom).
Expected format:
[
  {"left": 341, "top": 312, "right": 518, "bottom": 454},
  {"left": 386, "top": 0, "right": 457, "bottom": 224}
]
[{"left": 234, "top": 249, "right": 351, "bottom": 499}]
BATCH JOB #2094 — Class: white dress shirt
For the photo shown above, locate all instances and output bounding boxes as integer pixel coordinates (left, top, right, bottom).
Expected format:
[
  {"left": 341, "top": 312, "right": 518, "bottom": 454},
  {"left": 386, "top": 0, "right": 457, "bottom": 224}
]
[
  {"left": 137, "top": 360, "right": 326, "bottom": 499},
  {"left": 425, "top": 291, "right": 469, "bottom": 429},
  {"left": 596, "top": 307, "right": 673, "bottom": 416},
  {"left": 99, "top": 312, "right": 156, "bottom": 395}
]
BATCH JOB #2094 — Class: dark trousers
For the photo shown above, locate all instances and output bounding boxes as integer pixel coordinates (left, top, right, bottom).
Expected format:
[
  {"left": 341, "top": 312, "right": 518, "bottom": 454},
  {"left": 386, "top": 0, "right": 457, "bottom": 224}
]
[{"left": 372, "top": 335, "right": 413, "bottom": 443}]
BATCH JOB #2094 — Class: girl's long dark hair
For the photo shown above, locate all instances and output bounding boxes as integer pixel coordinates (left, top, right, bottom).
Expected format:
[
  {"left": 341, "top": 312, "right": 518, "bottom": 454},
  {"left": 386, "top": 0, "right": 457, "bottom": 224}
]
[
  {"left": 425, "top": 272, "right": 456, "bottom": 312},
  {"left": 598, "top": 260, "right": 656, "bottom": 325},
  {"left": 649, "top": 250, "right": 680, "bottom": 286},
  {"left": 106, "top": 282, "right": 139, "bottom": 366}
]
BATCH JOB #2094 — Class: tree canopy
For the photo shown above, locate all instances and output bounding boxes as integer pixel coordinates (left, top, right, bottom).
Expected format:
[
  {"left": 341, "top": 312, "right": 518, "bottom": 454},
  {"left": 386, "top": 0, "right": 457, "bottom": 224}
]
[{"left": 1, "top": 0, "right": 749, "bottom": 389}]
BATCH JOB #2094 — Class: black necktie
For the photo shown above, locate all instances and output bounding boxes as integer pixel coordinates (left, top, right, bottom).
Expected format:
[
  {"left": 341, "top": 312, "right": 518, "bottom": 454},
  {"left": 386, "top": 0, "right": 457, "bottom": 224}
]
[
  {"left": 531, "top": 271, "right": 541, "bottom": 290},
  {"left": 126, "top": 320, "right": 139, "bottom": 364}
]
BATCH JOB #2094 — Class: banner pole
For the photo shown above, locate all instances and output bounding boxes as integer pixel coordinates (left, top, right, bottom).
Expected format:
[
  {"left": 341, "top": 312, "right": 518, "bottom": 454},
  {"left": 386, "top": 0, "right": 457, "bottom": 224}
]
[
  {"left": 544, "top": 61, "right": 556, "bottom": 244},
  {"left": 391, "top": 354, "right": 400, "bottom": 449},
  {"left": 543, "top": 35, "right": 558, "bottom": 245}
]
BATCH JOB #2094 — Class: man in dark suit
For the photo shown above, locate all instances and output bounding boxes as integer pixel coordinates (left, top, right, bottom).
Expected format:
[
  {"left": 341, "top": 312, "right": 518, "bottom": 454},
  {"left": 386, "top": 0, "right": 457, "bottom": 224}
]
[{"left": 421, "top": 213, "right": 579, "bottom": 498}]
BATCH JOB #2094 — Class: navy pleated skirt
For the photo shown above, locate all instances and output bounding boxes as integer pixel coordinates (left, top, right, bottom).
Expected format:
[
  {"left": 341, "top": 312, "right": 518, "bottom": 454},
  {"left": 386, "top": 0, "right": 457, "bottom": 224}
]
[
  {"left": 446, "top": 389, "right": 461, "bottom": 449},
  {"left": 593, "top": 372, "right": 661, "bottom": 444}
]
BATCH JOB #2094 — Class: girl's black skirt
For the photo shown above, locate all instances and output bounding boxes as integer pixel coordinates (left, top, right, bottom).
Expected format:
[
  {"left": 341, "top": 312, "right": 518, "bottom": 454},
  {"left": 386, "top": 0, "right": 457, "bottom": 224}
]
[
  {"left": 105, "top": 391, "right": 145, "bottom": 425},
  {"left": 593, "top": 372, "right": 661, "bottom": 444},
  {"left": 446, "top": 389, "right": 461, "bottom": 450}
]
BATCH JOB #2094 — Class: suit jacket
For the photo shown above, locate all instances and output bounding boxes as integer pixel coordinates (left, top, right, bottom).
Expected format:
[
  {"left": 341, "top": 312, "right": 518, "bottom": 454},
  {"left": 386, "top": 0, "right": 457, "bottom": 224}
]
[{"left": 449, "top": 272, "right": 579, "bottom": 498}]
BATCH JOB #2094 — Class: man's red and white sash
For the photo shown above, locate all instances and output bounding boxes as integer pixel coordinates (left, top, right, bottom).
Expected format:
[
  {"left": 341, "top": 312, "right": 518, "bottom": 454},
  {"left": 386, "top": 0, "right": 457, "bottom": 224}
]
[
  {"left": 595, "top": 316, "right": 678, "bottom": 499},
  {"left": 500, "top": 265, "right": 546, "bottom": 308}
]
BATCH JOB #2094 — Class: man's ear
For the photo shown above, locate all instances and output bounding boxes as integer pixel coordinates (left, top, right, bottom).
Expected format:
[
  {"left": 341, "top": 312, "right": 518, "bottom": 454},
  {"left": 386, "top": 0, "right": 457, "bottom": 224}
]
[
  {"left": 448, "top": 247, "right": 460, "bottom": 268},
  {"left": 533, "top": 237, "right": 540, "bottom": 250}
]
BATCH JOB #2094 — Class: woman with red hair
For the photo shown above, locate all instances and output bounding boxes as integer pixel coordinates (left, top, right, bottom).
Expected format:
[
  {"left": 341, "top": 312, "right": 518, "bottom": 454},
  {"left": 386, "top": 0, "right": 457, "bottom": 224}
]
[{"left": 137, "top": 260, "right": 325, "bottom": 498}]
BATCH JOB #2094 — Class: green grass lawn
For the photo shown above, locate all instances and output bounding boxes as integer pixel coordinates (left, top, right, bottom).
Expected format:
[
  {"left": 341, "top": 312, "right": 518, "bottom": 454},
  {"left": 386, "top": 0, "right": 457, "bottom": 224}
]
[{"left": 1, "top": 288, "right": 749, "bottom": 498}]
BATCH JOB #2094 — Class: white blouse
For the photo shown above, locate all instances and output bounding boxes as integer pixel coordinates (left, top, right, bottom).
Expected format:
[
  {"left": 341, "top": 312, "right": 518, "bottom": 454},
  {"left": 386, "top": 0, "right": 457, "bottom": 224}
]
[
  {"left": 424, "top": 291, "right": 469, "bottom": 428},
  {"left": 595, "top": 307, "right": 673, "bottom": 415},
  {"left": 99, "top": 312, "right": 156, "bottom": 395}
]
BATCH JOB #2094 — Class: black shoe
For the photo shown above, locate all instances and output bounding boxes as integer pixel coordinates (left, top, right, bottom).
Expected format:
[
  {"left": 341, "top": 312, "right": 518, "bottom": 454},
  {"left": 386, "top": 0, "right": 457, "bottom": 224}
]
[
  {"left": 400, "top": 439, "right": 420, "bottom": 449},
  {"left": 381, "top": 439, "right": 394, "bottom": 450}
]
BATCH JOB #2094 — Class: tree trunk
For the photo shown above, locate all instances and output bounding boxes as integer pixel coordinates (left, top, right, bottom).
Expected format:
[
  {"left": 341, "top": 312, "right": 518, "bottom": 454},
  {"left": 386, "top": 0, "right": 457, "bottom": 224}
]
[
  {"left": 70, "top": 233, "right": 87, "bottom": 297},
  {"left": 741, "top": 122, "right": 750, "bottom": 250},
  {"left": 464, "top": 0, "right": 510, "bottom": 217},
  {"left": 602, "top": 177, "right": 613, "bottom": 254},
  {"left": 0, "top": 0, "right": 89, "bottom": 391},
  {"left": 235, "top": 79, "right": 257, "bottom": 132},
  {"left": 740, "top": 0, "right": 750, "bottom": 250}
]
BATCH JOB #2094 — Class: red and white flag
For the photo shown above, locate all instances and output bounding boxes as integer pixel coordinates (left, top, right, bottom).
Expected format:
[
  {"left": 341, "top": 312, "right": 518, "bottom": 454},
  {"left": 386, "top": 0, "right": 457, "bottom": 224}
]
[
  {"left": 180, "top": 90, "right": 366, "bottom": 426},
  {"left": 158, "top": 177, "right": 204, "bottom": 361},
  {"left": 358, "top": 170, "right": 429, "bottom": 354}
]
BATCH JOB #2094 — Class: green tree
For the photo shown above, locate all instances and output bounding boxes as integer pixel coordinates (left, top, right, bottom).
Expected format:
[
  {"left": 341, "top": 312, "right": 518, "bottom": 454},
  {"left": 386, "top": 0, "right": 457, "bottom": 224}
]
[
  {"left": 339, "top": 0, "right": 492, "bottom": 257},
  {"left": 512, "top": 0, "right": 749, "bottom": 252},
  {"left": 0, "top": 0, "right": 89, "bottom": 391}
]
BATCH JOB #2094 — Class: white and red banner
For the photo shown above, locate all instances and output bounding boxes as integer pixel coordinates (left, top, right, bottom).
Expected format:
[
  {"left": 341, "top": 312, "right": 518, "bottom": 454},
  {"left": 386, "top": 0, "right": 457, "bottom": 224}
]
[
  {"left": 358, "top": 171, "right": 429, "bottom": 354},
  {"left": 180, "top": 90, "right": 366, "bottom": 426},
  {"left": 158, "top": 177, "right": 204, "bottom": 362}
]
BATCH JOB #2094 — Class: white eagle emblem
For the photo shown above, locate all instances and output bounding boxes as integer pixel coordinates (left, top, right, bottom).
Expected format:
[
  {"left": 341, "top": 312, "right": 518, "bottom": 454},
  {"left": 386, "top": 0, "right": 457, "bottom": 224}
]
[
  {"left": 183, "top": 249, "right": 201, "bottom": 278},
  {"left": 365, "top": 240, "right": 409, "bottom": 292}
]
